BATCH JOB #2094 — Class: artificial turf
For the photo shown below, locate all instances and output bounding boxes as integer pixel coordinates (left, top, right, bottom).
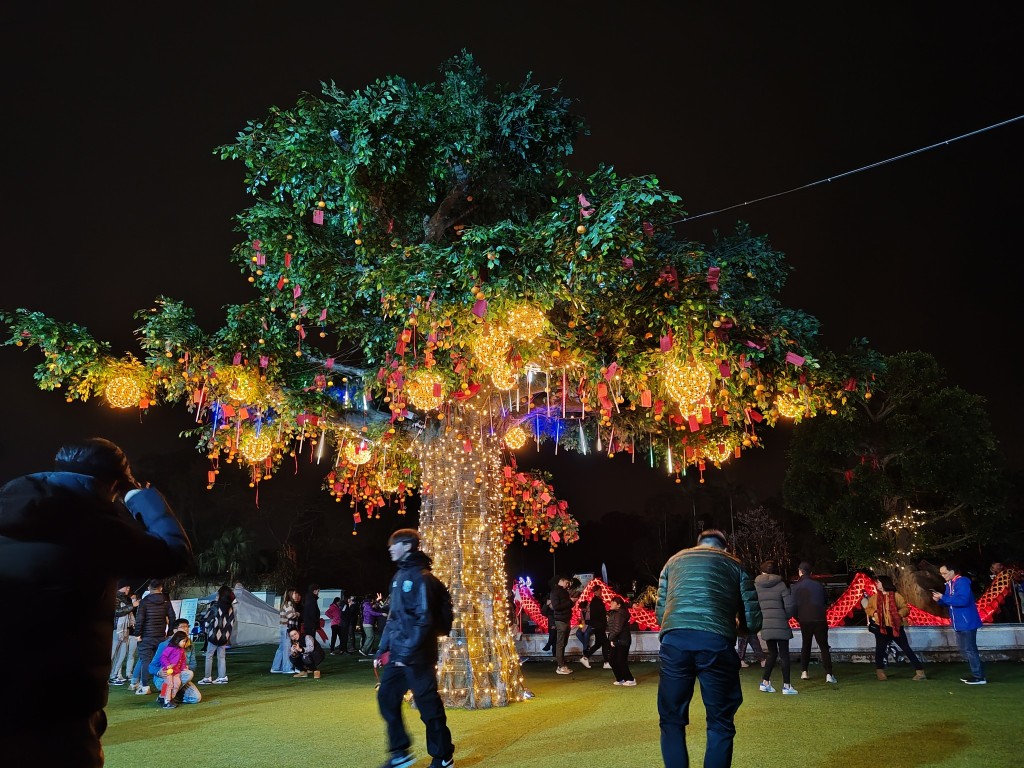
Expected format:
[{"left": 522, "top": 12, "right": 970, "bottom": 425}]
[{"left": 102, "top": 646, "right": 1023, "bottom": 767}]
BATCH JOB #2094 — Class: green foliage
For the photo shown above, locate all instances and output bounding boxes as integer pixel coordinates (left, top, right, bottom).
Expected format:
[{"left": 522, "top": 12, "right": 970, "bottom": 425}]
[{"left": 783, "top": 351, "right": 1008, "bottom": 568}]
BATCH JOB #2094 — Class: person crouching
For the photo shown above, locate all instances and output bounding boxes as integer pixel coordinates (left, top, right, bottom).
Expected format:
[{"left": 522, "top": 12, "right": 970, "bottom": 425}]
[{"left": 289, "top": 628, "right": 325, "bottom": 679}]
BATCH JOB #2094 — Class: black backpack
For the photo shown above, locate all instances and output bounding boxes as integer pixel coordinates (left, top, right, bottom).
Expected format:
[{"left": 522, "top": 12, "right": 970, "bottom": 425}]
[{"left": 430, "top": 575, "right": 454, "bottom": 638}]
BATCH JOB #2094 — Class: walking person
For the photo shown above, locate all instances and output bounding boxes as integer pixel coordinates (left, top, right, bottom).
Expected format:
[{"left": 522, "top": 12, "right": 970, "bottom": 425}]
[
  {"left": 791, "top": 562, "right": 837, "bottom": 683},
  {"left": 932, "top": 562, "right": 986, "bottom": 685},
  {"left": 135, "top": 579, "right": 176, "bottom": 698},
  {"left": 548, "top": 575, "right": 574, "bottom": 675},
  {"left": 754, "top": 561, "right": 797, "bottom": 695},
  {"left": 198, "top": 585, "right": 235, "bottom": 685},
  {"left": 607, "top": 595, "right": 635, "bottom": 685},
  {"left": 0, "top": 437, "right": 192, "bottom": 766},
  {"left": 656, "top": 529, "right": 762, "bottom": 768},
  {"left": 735, "top": 617, "right": 765, "bottom": 668},
  {"left": 863, "top": 575, "right": 926, "bottom": 681},
  {"left": 340, "top": 595, "right": 359, "bottom": 653},
  {"left": 270, "top": 588, "right": 300, "bottom": 674},
  {"left": 374, "top": 528, "right": 455, "bottom": 768}
]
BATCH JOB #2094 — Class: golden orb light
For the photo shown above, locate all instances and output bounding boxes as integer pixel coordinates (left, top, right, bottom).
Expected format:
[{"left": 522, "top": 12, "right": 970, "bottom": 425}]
[
  {"left": 505, "top": 304, "right": 547, "bottom": 341},
  {"left": 504, "top": 425, "right": 528, "bottom": 450},
  {"left": 405, "top": 370, "right": 445, "bottom": 411},
  {"left": 105, "top": 376, "right": 141, "bottom": 409},
  {"left": 239, "top": 432, "right": 273, "bottom": 463},
  {"left": 775, "top": 394, "right": 806, "bottom": 419},
  {"left": 344, "top": 440, "right": 373, "bottom": 465},
  {"left": 662, "top": 360, "right": 711, "bottom": 415},
  {"left": 377, "top": 469, "right": 400, "bottom": 493},
  {"left": 470, "top": 325, "right": 511, "bottom": 371},
  {"left": 491, "top": 365, "right": 518, "bottom": 390}
]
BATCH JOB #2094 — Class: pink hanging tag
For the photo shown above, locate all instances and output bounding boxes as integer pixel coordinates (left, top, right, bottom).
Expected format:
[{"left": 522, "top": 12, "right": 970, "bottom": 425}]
[
  {"left": 232, "top": 352, "right": 242, "bottom": 365},
  {"left": 259, "top": 356, "right": 269, "bottom": 368},
  {"left": 312, "top": 209, "right": 324, "bottom": 225},
  {"left": 319, "top": 308, "right": 327, "bottom": 322},
  {"left": 293, "top": 285, "right": 302, "bottom": 299}
]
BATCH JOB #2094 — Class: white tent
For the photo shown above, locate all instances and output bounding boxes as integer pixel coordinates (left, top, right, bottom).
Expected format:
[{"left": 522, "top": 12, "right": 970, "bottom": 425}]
[{"left": 198, "top": 587, "right": 280, "bottom": 646}]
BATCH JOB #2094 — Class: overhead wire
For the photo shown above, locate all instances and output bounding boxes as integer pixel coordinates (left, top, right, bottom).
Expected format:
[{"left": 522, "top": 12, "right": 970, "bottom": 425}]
[{"left": 670, "top": 113, "right": 1024, "bottom": 227}]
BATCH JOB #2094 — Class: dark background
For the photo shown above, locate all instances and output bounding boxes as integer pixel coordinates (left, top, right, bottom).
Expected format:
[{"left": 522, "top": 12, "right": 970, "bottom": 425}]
[{"left": 2, "top": 3, "right": 1022, "bottom": 591}]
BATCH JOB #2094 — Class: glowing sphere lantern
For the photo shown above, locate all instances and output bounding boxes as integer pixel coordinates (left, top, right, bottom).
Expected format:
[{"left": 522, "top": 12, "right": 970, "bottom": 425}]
[
  {"left": 506, "top": 304, "right": 547, "bottom": 341},
  {"left": 775, "top": 394, "right": 805, "bottom": 419},
  {"left": 105, "top": 376, "right": 141, "bottom": 409},
  {"left": 504, "top": 425, "right": 528, "bottom": 450},
  {"left": 662, "top": 360, "right": 711, "bottom": 415},
  {"left": 491, "top": 365, "right": 518, "bottom": 390},
  {"left": 239, "top": 432, "right": 273, "bottom": 463},
  {"left": 344, "top": 440, "right": 372, "bottom": 465},
  {"left": 405, "top": 370, "right": 445, "bottom": 411}
]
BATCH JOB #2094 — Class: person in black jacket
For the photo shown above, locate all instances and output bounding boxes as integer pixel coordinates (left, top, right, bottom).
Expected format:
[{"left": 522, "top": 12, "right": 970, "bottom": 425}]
[
  {"left": 374, "top": 528, "right": 455, "bottom": 768},
  {"left": 302, "top": 583, "right": 322, "bottom": 645},
  {"left": 0, "top": 437, "right": 192, "bottom": 767},
  {"left": 135, "top": 578, "right": 176, "bottom": 695},
  {"left": 791, "top": 562, "right": 836, "bottom": 683},
  {"left": 581, "top": 583, "right": 610, "bottom": 668},
  {"left": 548, "top": 575, "right": 574, "bottom": 674}
]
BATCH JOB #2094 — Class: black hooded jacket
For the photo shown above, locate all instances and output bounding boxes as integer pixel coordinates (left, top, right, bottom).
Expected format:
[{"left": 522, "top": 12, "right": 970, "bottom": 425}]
[
  {"left": 377, "top": 550, "right": 443, "bottom": 666},
  {"left": 0, "top": 472, "right": 192, "bottom": 721}
]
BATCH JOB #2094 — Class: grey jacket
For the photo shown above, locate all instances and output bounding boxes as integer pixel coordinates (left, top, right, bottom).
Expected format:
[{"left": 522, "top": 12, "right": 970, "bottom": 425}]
[{"left": 754, "top": 573, "right": 795, "bottom": 640}]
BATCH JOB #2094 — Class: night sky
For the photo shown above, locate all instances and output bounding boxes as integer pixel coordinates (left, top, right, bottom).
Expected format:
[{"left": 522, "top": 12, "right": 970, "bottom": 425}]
[{"left": 2, "top": 5, "right": 1022, "bottom": 582}]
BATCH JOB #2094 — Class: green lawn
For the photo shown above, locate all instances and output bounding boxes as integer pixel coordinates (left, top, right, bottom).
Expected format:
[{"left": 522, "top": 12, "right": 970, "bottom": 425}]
[{"left": 103, "top": 647, "right": 1023, "bottom": 768}]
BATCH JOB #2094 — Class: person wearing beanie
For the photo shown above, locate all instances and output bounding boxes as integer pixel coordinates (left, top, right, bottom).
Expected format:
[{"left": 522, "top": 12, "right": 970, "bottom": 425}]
[
  {"left": 754, "top": 560, "right": 798, "bottom": 695},
  {"left": 790, "top": 562, "right": 837, "bottom": 683},
  {"left": 0, "top": 437, "right": 193, "bottom": 766}
]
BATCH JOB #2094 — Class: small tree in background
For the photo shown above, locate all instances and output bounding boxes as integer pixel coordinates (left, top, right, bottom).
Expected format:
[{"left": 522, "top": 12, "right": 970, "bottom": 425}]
[
  {"left": 729, "top": 505, "right": 791, "bottom": 575},
  {"left": 784, "top": 351, "right": 1008, "bottom": 603}
]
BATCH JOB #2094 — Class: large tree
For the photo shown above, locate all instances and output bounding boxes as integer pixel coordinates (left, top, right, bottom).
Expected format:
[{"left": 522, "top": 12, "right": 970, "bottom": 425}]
[
  {"left": 3, "top": 53, "right": 864, "bottom": 707},
  {"left": 783, "top": 351, "right": 1007, "bottom": 601}
]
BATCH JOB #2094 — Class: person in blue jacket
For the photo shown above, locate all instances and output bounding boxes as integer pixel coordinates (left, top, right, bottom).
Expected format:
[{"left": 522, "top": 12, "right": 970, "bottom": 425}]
[{"left": 932, "top": 562, "right": 986, "bottom": 685}]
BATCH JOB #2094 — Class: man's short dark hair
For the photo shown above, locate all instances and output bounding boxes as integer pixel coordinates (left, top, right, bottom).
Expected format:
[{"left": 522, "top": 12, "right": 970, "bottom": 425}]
[
  {"left": 54, "top": 437, "right": 138, "bottom": 491},
  {"left": 696, "top": 529, "right": 728, "bottom": 548},
  {"left": 388, "top": 528, "right": 421, "bottom": 549},
  {"left": 798, "top": 561, "right": 813, "bottom": 574},
  {"left": 149, "top": 579, "right": 164, "bottom": 591}
]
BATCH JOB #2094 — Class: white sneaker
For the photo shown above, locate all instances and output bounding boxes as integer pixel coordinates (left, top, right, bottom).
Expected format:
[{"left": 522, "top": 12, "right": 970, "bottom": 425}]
[
  {"left": 212, "top": 677, "right": 228, "bottom": 684},
  {"left": 134, "top": 685, "right": 151, "bottom": 695},
  {"left": 826, "top": 674, "right": 838, "bottom": 684},
  {"left": 602, "top": 662, "right": 612, "bottom": 669},
  {"left": 759, "top": 681, "right": 775, "bottom": 693},
  {"left": 782, "top": 684, "right": 798, "bottom": 695},
  {"left": 128, "top": 681, "right": 139, "bottom": 691},
  {"left": 579, "top": 657, "right": 591, "bottom": 669},
  {"left": 555, "top": 666, "right": 572, "bottom": 675},
  {"left": 800, "top": 671, "right": 809, "bottom": 680},
  {"left": 197, "top": 677, "right": 213, "bottom": 685},
  {"left": 621, "top": 680, "right": 637, "bottom": 687},
  {"left": 612, "top": 680, "right": 623, "bottom": 685}
]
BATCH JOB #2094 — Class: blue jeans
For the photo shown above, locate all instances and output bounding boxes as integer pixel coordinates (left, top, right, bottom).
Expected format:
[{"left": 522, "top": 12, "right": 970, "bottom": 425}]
[
  {"left": 271, "top": 625, "right": 296, "bottom": 673},
  {"left": 955, "top": 629, "right": 985, "bottom": 679},
  {"left": 658, "top": 629, "right": 743, "bottom": 768},
  {"left": 152, "top": 668, "right": 201, "bottom": 703}
]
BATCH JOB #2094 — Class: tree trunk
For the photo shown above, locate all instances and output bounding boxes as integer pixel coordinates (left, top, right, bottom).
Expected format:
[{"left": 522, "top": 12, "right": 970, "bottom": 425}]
[{"left": 416, "top": 411, "right": 526, "bottom": 709}]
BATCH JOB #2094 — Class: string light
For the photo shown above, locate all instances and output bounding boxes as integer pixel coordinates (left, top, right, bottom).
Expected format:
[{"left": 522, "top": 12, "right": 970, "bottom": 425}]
[
  {"left": 504, "top": 425, "right": 527, "bottom": 450},
  {"left": 406, "top": 369, "right": 445, "bottom": 411},
  {"left": 662, "top": 359, "right": 711, "bottom": 415},
  {"left": 105, "top": 376, "right": 140, "bottom": 409},
  {"left": 775, "top": 393, "right": 805, "bottom": 419},
  {"left": 505, "top": 303, "right": 547, "bottom": 341},
  {"left": 239, "top": 431, "right": 273, "bottom": 463},
  {"left": 344, "top": 440, "right": 372, "bottom": 465}
]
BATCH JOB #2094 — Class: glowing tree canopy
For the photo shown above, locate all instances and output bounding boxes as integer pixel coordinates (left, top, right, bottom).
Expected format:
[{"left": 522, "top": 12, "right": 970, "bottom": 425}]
[{"left": 2, "top": 52, "right": 874, "bottom": 708}]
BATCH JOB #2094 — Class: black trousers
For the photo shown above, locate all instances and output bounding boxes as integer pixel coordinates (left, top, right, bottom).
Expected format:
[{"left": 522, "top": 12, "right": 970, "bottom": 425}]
[
  {"left": 609, "top": 642, "right": 633, "bottom": 682},
  {"left": 799, "top": 620, "right": 833, "bottom": 674},
  {"left": 329, "top": 624, "right": 344, "bottom": 651},
  {"left": 586, "top": 624, "right": 610, "bottom": 659},
  {"left": 874, "top": 629, "right": 923, "bottom": 669},
  {"left": 377, "top": 662, "right": 455, "bottom": 761}
]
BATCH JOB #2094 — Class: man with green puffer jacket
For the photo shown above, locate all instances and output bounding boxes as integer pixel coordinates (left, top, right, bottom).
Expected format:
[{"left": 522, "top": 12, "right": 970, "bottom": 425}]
[{"left": 656, "top": 529, "right": 761, "bottom": 768}]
